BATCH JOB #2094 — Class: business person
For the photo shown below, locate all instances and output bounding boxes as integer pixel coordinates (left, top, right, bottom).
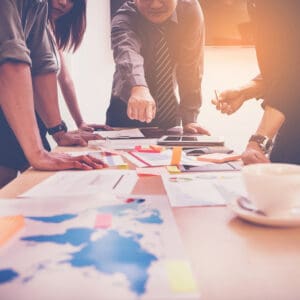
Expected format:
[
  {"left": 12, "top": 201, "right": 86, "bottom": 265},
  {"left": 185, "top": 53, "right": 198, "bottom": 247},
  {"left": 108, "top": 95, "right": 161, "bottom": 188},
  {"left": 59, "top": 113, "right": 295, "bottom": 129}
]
[
  {"left": 106, "top": 0, "right": 210, "bottom": 134},
  {"left": 212, "top": 0, "right": 300, "bottom": 165},
  {"left": 0, "top": 0, "right": 105, "bottom": 188}
]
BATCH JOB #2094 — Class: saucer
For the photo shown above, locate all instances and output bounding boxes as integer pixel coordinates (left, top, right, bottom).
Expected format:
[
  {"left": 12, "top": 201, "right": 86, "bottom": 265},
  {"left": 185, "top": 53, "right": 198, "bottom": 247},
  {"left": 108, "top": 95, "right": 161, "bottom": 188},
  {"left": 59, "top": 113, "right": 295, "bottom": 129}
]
[{"left": 229, "top": 197, "right": 300, "bottom": 227}]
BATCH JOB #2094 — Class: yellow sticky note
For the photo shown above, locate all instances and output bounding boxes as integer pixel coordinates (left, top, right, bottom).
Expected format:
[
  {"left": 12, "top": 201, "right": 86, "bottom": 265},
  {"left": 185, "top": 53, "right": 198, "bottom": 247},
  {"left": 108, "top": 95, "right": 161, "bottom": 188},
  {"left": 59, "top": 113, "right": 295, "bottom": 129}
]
[
  {"left": 165, "top": 260, "right": 197, "bottom": 293},
  {"left": 170, "top": 147, "right": 182, "bottom": 165},
  {"left": 167, "top": 166, "right": 181, "bottom": 174},
  {"left": 117, "top": 164, "right": 129, "bottom": 169},
  {"left": 0, "top": 215, "right": 25, "bottom": 247}
]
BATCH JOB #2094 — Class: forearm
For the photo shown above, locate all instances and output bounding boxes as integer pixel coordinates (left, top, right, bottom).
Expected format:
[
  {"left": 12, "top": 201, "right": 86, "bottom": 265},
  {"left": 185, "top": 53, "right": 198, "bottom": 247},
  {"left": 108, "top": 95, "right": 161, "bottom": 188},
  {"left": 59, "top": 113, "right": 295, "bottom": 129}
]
[
  {"left": 111, "top": 20, "right": 147, "bottom": 101},
  {"left": 238, "top": 78, "right": 265, "bottom": 101},
  {"left": 255, "top": 105, "right": 285, "bottom": 138},
  {"left": 0, "top": 63, "right": 44, "bottom": 161},
  {"left": 32, "top": 72, "right": 62, "bottom": 128},
  {"left": 177, "top": 9, "right": 204, "bottom": 125}
]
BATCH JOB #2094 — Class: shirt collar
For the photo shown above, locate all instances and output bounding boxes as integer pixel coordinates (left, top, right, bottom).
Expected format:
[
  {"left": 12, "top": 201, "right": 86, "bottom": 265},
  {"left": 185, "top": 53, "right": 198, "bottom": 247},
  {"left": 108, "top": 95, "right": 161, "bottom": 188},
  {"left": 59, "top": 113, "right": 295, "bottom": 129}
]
[{"left": 169, "top": 9, "right": 178, "bottom": 24}]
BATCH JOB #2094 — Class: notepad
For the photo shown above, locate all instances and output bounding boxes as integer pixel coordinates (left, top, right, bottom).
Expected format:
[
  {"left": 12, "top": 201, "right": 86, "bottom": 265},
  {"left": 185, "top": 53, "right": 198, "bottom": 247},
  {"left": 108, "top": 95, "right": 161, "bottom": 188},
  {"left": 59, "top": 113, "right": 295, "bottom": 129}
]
[
  {"left": 0, "top": 215, "right": 24, "bottom": 247},
  {"left": 196, "top": 152, "right": 241, "bottom": 163}
]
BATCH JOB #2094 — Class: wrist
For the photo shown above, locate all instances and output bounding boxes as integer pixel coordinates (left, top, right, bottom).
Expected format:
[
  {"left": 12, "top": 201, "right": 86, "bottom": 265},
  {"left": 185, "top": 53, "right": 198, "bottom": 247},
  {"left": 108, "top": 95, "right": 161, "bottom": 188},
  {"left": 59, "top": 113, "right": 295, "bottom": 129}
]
[
  {"left": 248, "top": 134, "right": 273, "bottom": 154},
  {"left": 52, "top": 130, "right": 67, "bottom": 144},
  {"left": 25, "top": 148, "right": 47, "bottom": 167},
  {"left": 47, "top": 120, "right": 68, "bottom": 135},
  {"left": 239, "top": 80, "right": 263, "bottom": 100},
  {"left": 131, "top": 86, "right": 149, "bottom": 96}
]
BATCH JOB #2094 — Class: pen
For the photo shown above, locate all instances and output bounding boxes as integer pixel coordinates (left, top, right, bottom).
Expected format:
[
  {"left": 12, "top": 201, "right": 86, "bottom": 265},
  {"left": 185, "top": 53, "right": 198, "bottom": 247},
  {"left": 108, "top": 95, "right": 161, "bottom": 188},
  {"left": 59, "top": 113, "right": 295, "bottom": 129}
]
[
  {"left": 113, "top": 174, "right": 124, "bottom": 189},
  {"left": 214, "top": 89, "right": 219, "bottom": 102}
]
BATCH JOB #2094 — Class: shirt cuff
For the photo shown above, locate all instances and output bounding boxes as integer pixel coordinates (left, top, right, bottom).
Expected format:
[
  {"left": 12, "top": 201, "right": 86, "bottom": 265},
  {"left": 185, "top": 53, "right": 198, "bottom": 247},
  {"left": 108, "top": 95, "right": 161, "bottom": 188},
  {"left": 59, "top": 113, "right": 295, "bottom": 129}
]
[
  {"left": 181, "top": 110, "right": 199, "bottom": 126},
  {"left": 0, "top": 39, "right": 31, "bottom": 66},
  {"left": 31, "top": 53, "right": 58, "bottom": 76},
  {"left": 117, "top": 75, "right": 148, "bottom": 103}
]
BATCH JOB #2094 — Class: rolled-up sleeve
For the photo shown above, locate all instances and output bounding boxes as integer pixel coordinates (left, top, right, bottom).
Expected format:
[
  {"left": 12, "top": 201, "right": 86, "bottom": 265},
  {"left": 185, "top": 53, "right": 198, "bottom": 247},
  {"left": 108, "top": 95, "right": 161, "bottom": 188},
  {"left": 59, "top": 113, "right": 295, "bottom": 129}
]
[
  {"left": 0, "top": 0, "right": 31, "bottom": 66},
  {"left": 111, "top": 14, "right": 147, "bottom": 102},
  {"left": 177, "top": 0, "right": 204, "bottom": 125},
  {"left": 27, "top": 2, "right": 58, "bottom": 75}
]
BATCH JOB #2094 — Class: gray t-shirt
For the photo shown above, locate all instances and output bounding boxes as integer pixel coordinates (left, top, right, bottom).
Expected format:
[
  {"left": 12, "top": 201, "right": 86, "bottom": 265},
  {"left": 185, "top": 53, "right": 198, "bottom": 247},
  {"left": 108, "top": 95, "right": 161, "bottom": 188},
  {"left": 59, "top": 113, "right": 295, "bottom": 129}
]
[{"left": 0, "top": 0, "right": 57, "bottom": 75}]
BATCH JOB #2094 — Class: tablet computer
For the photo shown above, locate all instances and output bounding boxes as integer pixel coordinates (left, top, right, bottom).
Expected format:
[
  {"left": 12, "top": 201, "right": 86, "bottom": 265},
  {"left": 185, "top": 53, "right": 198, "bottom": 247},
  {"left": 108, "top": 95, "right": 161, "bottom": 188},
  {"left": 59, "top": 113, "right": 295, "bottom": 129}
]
[
  {"left": 179, "top": 162, "right": 241, "bottom": 172},
  {"left": 157, "top": 135, "right": 225, "bottom": 146}
]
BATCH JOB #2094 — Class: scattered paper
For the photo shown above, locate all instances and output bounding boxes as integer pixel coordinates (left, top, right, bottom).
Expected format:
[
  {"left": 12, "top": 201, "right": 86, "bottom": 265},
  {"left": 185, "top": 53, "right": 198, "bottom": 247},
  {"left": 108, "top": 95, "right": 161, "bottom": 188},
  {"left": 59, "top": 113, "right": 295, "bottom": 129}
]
[
  {"left": 136, "top": 167, "right": 168, "bottom": 176},
  {"left": 98, "top": 128, "right": 144, "bottom": 139},
  {"left": 128, "top": 149, "right": 214, "bottom": 167},
  {"left": 106, "top": 138, "right": 158, "bottom": 150},
  {"left": 162, "top": 171, "right": 246, "bottom": 207},
  {"left": 20, "top": 170, "right": 138, "bottom": 198}
]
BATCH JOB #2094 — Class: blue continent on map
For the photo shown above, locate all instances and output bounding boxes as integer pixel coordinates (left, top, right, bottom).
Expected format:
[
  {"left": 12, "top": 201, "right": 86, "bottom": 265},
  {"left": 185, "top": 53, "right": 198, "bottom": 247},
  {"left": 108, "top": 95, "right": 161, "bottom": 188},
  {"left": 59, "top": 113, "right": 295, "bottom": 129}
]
[{"left": 0, "top": 200, "right": 163, "bottom": 296}]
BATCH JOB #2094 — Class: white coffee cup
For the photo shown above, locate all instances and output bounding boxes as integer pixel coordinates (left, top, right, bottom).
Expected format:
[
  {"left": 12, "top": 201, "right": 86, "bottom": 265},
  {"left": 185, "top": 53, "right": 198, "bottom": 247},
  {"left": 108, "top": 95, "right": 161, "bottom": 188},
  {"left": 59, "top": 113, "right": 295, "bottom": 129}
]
[{"left": 242, "top": 163, "right": 300, "bottom": 217}]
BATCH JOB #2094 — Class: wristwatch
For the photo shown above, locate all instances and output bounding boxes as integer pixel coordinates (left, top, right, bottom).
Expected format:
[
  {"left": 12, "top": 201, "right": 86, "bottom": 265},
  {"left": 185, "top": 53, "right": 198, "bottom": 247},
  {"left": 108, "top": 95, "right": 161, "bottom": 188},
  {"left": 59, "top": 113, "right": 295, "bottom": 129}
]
[
  {"left": 47, "top": 121, "right": 68, "bottom": 135},
  {"left": 249, "top": 134, "right": 273, "bottom": 154}
]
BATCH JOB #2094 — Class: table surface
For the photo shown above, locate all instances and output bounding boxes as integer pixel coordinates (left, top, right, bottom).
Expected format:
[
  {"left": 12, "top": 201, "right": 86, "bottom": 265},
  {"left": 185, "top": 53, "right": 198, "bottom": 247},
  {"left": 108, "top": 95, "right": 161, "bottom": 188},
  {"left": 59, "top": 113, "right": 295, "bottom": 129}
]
[{"left": 1, "top": 146, "right": 300, "bottom": 300}]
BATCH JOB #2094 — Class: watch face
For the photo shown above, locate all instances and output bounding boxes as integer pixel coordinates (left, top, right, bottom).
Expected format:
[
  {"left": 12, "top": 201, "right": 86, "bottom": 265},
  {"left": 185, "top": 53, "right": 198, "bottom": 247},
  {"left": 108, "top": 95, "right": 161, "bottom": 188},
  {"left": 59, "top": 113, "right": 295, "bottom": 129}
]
[{"left": 249, "top": 134, "right": 273, "bottom": 153}]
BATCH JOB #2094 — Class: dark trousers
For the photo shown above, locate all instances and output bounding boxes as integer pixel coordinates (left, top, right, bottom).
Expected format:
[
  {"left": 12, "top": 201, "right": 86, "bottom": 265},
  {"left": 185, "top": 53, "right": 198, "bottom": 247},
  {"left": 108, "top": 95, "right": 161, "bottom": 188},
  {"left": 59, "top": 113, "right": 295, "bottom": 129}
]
[
  {"left": 0, "top": 109, "right": 50, "bottom": 171},
  {"left": 270, "top": 115, "right": 300, "bottom": 165}
]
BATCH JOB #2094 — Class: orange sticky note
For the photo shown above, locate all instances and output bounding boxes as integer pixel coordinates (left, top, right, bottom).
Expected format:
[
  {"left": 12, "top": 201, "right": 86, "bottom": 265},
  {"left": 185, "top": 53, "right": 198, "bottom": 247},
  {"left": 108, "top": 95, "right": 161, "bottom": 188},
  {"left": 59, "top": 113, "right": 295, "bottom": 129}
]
[
  {"left": 0, "top": 215, "right": 25, "bottom": 247},
  {"left": 170, "top": 147, "right": 182, "bottom": 165},
  {"left": 94, "top": 214, "right": 112, "bottom": 229},
  {"left": 150, "top": 145, "right": 165, "bottom": 152}
]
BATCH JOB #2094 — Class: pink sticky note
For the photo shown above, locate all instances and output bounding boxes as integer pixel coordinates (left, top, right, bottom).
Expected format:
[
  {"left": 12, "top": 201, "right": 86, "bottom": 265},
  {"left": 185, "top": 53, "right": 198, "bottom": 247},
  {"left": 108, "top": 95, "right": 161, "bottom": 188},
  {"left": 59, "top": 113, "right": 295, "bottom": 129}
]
[{"left": 94, "top": 214, "right": 112, "bottom": 229}]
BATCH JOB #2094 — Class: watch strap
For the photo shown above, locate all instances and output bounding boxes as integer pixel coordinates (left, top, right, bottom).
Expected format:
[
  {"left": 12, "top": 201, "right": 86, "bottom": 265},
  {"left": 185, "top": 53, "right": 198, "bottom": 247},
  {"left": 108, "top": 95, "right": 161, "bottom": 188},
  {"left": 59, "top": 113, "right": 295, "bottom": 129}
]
[
  {"left": 249, "top": 134, "right": 273, "bottom": 153},
  {"left": 47, "top": 121, "right": 68, "bottom": 135}
]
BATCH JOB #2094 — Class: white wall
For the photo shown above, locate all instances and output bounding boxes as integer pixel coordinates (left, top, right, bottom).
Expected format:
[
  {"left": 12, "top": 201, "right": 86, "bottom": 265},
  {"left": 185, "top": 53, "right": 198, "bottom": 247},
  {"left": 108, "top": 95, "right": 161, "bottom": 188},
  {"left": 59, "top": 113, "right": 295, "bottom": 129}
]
[{"left": 59, "top": 0, "right": 114, "bottom": 128}]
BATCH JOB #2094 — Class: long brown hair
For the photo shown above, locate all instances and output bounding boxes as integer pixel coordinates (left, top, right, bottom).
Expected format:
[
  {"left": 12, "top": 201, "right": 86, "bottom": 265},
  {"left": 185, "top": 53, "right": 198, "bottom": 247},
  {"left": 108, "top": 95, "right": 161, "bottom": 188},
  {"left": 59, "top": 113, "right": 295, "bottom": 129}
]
[{"left": 49, "top": 0, "right": 87, "bottom": 52}]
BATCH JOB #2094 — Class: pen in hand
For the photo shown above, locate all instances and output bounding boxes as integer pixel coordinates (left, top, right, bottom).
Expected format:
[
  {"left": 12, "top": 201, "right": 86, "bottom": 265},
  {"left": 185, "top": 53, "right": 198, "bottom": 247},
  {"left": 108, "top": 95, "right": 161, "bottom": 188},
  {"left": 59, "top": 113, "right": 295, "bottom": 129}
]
[
  {"left": 214, "top": 89, "right": 219, "bottom": 103},
  {"left": 213, "top": 89, "right": 222, "bottom": 111}
]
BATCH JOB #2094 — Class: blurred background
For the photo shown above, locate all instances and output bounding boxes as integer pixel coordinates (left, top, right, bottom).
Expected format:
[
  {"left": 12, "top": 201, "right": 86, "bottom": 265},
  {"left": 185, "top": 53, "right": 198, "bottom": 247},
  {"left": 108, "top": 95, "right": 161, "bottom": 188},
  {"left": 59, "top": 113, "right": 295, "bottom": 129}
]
[
  {"left": 110, "top": 0, "right": 254, "bottom": 45},
  {"left": 59, "top": 0, "right": 262, "bottom": 152}
]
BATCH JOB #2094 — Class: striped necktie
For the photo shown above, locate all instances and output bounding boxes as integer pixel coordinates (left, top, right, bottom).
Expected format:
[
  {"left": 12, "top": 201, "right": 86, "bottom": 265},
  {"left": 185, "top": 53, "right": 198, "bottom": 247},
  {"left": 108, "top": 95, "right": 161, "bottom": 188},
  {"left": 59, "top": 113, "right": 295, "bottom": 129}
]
[{"left": 154, "top": 26, "right": 179, "bottom": 129}]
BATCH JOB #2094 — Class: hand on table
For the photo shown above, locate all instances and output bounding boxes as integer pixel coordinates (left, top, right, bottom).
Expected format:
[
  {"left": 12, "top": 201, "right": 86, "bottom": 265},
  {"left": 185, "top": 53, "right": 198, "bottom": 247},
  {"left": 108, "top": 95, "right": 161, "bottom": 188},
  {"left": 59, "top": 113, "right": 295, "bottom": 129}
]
[
  {"left": 28, "top": 150, "right": 107, "bottom": 171},
  {"left": 183, "top": 123, "right": 210, "bottom": 135},
  {"left": 53, "top": 130, "right": 102, "bottom": 147},
  {"left": 242, "top": 142, "right": 270, "bottom": 165},
  {"left": 78, "top": 122, "right": 112, "bottom": 132},
  {"left": 127, "top": 86, "right": 156, "bottom": 123}
]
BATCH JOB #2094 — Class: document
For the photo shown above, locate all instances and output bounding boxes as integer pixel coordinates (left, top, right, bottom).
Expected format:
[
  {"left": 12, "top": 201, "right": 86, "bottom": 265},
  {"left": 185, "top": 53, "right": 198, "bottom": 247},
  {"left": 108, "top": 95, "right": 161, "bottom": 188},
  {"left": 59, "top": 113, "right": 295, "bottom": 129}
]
[
  {"left": 20, "top": 170, "right": 138, "bottom": 198},
  {"left": 128, "top": 149, "right": 215, "bottom": 167},
  {"left": 98, "top": 128, "right": 144, "bottom": 139},
  {"left": 68, "top": 150, "right": 127, "bottom": 167},
  {"left": 162, "top": 172, "right": 246, "bottom": 207}
]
